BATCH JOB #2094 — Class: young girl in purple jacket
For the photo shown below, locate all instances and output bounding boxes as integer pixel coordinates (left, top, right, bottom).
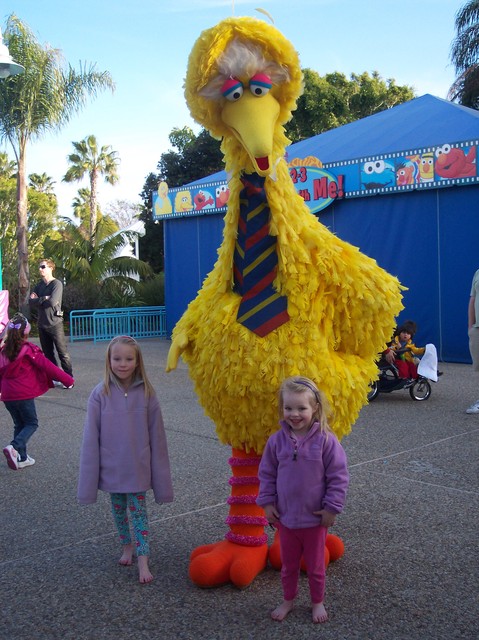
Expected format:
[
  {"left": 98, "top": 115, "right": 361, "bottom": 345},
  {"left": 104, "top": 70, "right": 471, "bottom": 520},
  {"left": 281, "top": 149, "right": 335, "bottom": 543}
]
[
  {"left": 77, "top": 335, "right": 174, "bottom": 584},
  {"left": 1, "top": 313, "right": 74, "bottom": 471},
  {"left": 257, "top": 376, "right": 349, "bottom": 624}
]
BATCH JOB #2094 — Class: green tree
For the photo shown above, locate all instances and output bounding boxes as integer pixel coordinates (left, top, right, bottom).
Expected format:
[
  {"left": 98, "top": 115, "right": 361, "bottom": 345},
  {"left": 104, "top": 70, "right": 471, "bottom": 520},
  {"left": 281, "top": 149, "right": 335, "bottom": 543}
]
[
  {"left": 156, "top": 127, "right": 223, "bottom": 186},
  {"left": 0, "top": 168, "right": 59, "bottom": 294},
  {"left": 449, "top": 0, "right": 479, "bottom": 108},
  {"left": 63, "top": 134, "right": 120, "bottom": 242},
  {"left": 138, "top": 173, "right": 165, "bottom": 273},
  {"left": 0, "top": 14, "right": 114, "bottom": 311}
]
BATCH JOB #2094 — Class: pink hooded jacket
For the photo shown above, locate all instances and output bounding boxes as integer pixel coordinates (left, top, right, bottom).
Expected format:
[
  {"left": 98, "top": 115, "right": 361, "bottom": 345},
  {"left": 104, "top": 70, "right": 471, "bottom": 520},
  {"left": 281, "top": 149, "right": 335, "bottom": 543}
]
[{"left": 0, "top": 342, "right": 74, "bottom": 400}]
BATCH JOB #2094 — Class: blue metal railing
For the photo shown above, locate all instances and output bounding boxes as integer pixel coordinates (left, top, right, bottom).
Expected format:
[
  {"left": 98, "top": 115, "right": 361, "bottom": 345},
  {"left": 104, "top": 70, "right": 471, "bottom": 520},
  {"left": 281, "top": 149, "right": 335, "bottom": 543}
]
[{"left": 69, "top": 306, "right": 167, "bottom": 343}]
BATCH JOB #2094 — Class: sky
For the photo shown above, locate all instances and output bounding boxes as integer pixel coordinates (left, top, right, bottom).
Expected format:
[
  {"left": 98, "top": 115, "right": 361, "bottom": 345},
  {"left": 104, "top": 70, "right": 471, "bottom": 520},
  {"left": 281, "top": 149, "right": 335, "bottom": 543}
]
[{"left": 1, "top": 0, "right": 466, "bottom": 219}]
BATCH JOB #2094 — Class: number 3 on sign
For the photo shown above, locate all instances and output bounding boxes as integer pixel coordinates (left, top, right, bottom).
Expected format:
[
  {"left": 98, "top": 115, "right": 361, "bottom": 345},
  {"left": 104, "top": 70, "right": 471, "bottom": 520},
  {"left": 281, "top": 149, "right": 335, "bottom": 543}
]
[{"left": 290, "top": 167, "right": 307, "bottom": 183}]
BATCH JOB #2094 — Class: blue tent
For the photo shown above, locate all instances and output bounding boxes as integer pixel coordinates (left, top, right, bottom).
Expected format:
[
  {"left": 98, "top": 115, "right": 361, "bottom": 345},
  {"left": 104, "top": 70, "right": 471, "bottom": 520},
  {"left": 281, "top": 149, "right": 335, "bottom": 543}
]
[{"left": 158, "top": 95, "right": 479, "bottom": 362}]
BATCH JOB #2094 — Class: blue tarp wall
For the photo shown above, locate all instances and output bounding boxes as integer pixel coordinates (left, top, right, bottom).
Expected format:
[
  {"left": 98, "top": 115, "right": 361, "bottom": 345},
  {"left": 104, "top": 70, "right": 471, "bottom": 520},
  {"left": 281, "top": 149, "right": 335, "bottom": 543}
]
[{"left": 160, "top": 95, "right": 479, "bottom": 363}]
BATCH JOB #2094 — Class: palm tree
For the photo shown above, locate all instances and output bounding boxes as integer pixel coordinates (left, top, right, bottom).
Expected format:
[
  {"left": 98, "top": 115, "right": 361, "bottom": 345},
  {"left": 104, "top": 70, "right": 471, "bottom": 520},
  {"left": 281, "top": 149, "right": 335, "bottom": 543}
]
[
  {"left": 63, "top": 134, "right": 120, "bottom": 242},
  {"left": 43, "top": 217, "right": 152, "bottom": 307},
  {"left": 0, "top": 151, "right": 16, "bottom": 179},
  {"left": 72, "top": 186, "right": 98, "bottom": 234},
  {"left": 72, "top": 186, "right": 119, "bottom": 241},
  {"left": 449, "top": 0, "right": 479, "bottom": 108},
  {"left": 0, "top": 14, "right": 114, "bottom": 309},
  {"left": 29, "top": 172, "right": 56, "bottom": 195}
]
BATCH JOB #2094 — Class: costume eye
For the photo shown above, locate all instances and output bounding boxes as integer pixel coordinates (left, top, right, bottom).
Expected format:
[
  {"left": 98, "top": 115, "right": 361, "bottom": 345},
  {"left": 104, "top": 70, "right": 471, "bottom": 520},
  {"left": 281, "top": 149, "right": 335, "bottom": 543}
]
[
  {"left": 249, "top": 73, "right": 272, "bottom": 97},
  {"left": 221, "top": 77, "right": 244, "bottom": 101}
]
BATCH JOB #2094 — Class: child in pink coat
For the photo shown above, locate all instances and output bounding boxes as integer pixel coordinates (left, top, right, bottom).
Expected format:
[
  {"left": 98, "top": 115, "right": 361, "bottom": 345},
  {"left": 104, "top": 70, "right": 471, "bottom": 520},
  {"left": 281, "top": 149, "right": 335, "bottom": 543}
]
[{"left": 1, "top": 313, "right": 74, "bottom": 470}]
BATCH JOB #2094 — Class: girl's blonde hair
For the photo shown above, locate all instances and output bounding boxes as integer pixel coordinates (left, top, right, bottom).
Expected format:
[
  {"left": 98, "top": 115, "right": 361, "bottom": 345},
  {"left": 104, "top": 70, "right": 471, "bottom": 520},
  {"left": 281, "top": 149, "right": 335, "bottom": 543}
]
[
  {"left": 103, "top": 335, "right": 155, "bottom": 398},
  {"left": 279, "top": 376, "right": 333, "bottom": 434}
]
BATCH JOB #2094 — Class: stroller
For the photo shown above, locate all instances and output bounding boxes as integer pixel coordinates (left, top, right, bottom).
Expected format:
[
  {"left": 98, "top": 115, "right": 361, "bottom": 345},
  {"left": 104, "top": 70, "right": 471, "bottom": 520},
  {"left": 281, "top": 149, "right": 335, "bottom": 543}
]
[{"left": 367, "top": 344, "right": 438, "bottom": 402}]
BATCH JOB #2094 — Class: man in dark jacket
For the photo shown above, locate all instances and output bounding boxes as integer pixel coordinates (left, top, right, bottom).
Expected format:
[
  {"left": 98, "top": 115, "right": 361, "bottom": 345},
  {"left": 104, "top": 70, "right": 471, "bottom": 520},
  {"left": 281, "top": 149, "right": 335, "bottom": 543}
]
[{"left": 29, "top": 258, "right": 73, "bottom": 377}]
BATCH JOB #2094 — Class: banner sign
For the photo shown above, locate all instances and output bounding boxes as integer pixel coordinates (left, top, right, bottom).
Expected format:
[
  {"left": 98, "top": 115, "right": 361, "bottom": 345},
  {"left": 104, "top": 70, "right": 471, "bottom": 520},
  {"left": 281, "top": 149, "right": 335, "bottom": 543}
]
[{"left": 153, "top": 138, "right": 478, "bottom": 220}]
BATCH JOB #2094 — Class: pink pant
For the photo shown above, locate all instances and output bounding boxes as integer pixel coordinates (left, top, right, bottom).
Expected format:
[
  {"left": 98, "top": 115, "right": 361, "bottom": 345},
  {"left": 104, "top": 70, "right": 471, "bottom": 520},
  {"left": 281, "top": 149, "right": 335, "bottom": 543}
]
[{"left": 278, "top": 523, "right": 327, "bottom": 604}]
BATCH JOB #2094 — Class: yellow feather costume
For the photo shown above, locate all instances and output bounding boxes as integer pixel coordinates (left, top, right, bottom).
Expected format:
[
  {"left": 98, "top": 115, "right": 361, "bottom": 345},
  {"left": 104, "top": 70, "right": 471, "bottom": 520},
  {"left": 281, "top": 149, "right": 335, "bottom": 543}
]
[{"left": 167, "top": 16, "right": 403, "bottom": 588}]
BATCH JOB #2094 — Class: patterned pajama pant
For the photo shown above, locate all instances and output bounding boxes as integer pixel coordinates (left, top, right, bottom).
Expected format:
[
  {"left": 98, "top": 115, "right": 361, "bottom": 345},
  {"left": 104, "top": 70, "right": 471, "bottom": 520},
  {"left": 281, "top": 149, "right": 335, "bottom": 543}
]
[{"left": 110, "top": 492, "right": 150, "bottom": 556}]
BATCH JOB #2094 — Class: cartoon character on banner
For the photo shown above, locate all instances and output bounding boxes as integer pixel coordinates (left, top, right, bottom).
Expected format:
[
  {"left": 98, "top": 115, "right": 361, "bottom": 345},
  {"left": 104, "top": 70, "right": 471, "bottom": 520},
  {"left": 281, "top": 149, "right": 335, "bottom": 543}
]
[
  {"left": 215, "top": 184, "right": 230, "bottom": 208},
  {"left": 395, "top": 160, "right": 417, "bottom": 186},
  {"left": 166, "top": 16, "right": 403, "bottom": 589},
  {"left": 434, "top": 143, "right": 476, "bottom": 179},
  {"left": 408, "top": 152, "right": 434, "bottom": 183},
  {"left": 174, "top": 190, "right": 193, "bottom": 212},
  {"left": 194, "top": 189, "right": 215, "bottom": 210},
  {"left": 361, "top": 159, "right": 395, "bottom": 190},
  {"left": 155, "top": 181, "right": 172, "bottom": 215}
]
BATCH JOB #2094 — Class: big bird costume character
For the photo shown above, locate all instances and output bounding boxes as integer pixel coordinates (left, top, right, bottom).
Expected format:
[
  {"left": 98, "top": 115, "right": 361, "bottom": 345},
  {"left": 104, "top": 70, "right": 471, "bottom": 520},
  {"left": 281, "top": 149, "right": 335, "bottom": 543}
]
[{"left": 166, "top": 16, "right": 403, "bottom": 588}]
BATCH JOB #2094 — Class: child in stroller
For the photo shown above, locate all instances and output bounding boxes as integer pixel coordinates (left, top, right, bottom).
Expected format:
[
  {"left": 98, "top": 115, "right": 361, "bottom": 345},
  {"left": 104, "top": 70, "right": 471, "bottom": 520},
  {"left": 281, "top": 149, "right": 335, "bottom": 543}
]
[
  {"left": 368, "top": 321, "right": 438, "bottom": 402},
  {"left": 384, "top": 320, "right": 424, "bottom": 383}
]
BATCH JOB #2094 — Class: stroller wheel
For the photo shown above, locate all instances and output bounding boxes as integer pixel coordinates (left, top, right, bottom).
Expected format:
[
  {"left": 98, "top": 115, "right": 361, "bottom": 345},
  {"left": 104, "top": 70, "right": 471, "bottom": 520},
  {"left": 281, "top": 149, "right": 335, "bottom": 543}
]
[
  {"left": 367, "top": 381, "right": 379, "bottom": 402},
  {"left": 409, "top": 377, "right": 431, "bottom": 401}
]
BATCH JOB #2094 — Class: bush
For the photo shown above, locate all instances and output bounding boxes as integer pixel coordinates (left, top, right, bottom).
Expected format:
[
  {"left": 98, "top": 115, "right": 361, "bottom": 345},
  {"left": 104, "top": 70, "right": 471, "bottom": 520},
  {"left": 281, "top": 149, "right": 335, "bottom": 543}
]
[
  {"left": 62, "top": 282, "right": 101, "bottom": 316},
  {"left": 133, "top": 273, "right": 165, "bottom": 306}
]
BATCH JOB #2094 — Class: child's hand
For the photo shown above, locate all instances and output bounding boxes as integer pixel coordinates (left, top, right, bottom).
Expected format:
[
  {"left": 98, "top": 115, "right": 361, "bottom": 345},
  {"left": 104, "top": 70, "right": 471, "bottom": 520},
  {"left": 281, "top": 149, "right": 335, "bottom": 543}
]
[
  {"left": 263, "top": 504, "right": 280, "bottom": 525},
  {"left": 313, "top": 509, "right": 336, "bottom": 527},
  {"left": 384, "top": 350, "right": 395, "bottom": 364}
]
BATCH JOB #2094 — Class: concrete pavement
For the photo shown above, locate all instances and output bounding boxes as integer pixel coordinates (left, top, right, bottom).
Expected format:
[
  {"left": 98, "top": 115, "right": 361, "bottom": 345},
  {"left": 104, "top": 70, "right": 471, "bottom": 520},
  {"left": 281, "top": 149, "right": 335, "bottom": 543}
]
[{"left": 1, "top": 338, "right": 478, "bottom": 640}]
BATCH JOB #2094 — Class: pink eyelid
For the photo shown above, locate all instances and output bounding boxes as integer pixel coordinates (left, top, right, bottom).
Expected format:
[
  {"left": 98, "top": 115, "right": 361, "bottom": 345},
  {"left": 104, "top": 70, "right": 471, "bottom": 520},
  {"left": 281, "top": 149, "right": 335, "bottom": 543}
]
[
  {"left": 249, "top": 73, "right": 272, "bottom": 88},
  {"left": 221, "top": 77, "right": 243, "bottom": 97}
]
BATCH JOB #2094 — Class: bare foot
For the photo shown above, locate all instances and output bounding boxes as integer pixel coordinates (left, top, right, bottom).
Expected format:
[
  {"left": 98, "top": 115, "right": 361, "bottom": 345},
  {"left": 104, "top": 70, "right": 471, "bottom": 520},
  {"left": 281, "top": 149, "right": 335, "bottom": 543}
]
[
  {"left": 119, "top": 544, "right": 134, "bottom": 566},
  {"left": 138, "top": 555, "right": 153, "bottom": 584},
  {"left": 271, "top": 600, "right": 294, "bottom": 621},
  {"left": 312, "top": 602, "right": 328, "bottom": 624}
]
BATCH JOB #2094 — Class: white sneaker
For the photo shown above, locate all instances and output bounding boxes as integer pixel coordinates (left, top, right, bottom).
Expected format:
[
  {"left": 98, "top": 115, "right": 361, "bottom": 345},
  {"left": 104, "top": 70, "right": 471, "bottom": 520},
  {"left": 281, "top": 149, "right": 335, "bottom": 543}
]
[
  {"left": 3, "top": 445, "right": 19, "bottom": 470},
  {"left": 466, "top": 400, "right": 479, "bottom": 414},
  {"left": 18, "top": 455, "right": 35, "bottom": 469}
]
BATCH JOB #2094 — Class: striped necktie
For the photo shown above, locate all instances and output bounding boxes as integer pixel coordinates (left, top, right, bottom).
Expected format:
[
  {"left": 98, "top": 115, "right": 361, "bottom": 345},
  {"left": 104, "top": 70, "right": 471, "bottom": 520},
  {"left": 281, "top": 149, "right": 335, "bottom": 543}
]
[{"left": 233, "top": 173, "right": 289, "bottom": 337}]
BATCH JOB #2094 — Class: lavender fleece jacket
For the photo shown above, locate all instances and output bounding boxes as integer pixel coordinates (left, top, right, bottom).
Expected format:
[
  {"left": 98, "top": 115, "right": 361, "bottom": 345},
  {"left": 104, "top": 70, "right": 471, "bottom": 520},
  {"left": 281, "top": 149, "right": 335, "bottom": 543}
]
[
  {"left": 77, "top": 377, "right": 174, "bottom": 505},
  {"left": 257, "top": 420, "right": 349, "bottom": 529}
]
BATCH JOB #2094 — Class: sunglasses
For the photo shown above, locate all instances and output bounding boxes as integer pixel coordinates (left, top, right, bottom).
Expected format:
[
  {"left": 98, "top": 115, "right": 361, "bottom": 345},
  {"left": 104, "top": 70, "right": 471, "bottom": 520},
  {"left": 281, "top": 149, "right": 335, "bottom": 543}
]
[{"left": 39, "top": 264, "right": 48, "bottom": 269}]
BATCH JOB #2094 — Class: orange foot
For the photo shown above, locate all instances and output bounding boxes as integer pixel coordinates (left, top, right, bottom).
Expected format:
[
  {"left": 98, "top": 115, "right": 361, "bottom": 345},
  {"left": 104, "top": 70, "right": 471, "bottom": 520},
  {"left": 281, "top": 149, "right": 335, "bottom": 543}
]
[
  {"left": 189, "top": 540, "right": 268, "bottom": 588},
  {"left": 268, "top": 530, "right": 344, "bottom": 570}
]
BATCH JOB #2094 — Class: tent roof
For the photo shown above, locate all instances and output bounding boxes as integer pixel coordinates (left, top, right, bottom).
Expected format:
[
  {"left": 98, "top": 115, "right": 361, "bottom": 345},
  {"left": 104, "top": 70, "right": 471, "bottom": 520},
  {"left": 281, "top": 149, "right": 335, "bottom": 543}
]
[
  {"left": 189, "top": 94, "right": 479, "bottom": 185},
  {"left": 289, "top": 94, "right": 479, "bottom": 163}
]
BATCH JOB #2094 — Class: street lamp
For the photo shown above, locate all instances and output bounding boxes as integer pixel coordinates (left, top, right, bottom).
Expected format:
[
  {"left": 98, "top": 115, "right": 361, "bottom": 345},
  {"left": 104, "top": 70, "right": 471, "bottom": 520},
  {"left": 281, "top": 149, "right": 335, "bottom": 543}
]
[{"left": 0, "top": 28, "right": 24, "bottom": 77}]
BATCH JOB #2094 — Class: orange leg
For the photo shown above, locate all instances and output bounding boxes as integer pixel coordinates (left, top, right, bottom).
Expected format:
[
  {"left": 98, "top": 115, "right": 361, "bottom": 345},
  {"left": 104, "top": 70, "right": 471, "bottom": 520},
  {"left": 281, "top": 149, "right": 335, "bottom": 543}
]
[{"left": 189, "top": 447, "right": 269, "bottom": 588}]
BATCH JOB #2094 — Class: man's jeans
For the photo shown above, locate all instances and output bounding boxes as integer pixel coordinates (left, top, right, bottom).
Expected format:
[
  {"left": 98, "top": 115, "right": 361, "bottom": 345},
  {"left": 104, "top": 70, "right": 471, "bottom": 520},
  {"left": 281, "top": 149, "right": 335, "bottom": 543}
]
[{"left": 39, "top": 322, "right": 73, "bottom": 375}]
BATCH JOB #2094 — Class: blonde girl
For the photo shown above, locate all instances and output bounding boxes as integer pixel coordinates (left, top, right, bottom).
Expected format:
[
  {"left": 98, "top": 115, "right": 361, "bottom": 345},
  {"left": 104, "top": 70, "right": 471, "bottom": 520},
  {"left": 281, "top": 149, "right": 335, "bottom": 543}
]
[
  {"left": 257, "top": 376, "right": 349, "bottom": 623},
  {"left": 77, "top": 336, "right": 174, "bottom": 584}
]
